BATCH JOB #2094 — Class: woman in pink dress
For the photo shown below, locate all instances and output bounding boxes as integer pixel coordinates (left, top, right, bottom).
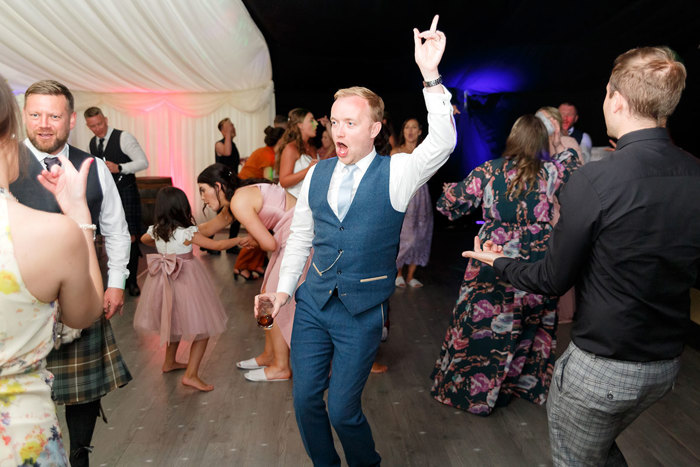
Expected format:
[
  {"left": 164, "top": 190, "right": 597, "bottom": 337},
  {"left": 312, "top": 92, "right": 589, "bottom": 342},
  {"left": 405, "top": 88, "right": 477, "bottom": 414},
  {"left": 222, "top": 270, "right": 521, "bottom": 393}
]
[{"left": 197, "top": 163, "right": 307, "bottom": 382}]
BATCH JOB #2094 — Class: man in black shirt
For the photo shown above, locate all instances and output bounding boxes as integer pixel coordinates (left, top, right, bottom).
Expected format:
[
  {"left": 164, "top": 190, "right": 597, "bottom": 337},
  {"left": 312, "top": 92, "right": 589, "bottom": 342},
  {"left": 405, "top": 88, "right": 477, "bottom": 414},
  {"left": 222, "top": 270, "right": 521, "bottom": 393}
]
[{"left": 465, "top": 47, "right": 700, "bottom": 465}]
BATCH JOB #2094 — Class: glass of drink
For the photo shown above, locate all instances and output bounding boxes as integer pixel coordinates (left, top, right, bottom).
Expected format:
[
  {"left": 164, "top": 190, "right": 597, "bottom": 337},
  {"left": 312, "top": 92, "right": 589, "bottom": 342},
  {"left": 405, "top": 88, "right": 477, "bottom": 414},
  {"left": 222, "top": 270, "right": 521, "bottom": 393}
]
[{"left": 257, "top": 296, "right": 274, "bottom": 329}]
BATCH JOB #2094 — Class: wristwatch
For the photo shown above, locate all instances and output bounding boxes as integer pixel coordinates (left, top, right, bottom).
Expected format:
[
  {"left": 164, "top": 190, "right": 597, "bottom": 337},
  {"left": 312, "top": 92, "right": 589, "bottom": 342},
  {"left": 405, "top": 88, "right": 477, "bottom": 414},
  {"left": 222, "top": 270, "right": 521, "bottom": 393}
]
[{"left": 423, "top": 75, "right": 443, "bottom": 88}]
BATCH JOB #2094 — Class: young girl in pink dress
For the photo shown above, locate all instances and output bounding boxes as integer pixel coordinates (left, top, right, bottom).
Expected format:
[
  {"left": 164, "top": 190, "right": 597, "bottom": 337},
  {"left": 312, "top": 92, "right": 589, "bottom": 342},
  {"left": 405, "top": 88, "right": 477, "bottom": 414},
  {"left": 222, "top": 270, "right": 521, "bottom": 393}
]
[{"left": 134, "top": 187, "right": 243, "bottom": 391}]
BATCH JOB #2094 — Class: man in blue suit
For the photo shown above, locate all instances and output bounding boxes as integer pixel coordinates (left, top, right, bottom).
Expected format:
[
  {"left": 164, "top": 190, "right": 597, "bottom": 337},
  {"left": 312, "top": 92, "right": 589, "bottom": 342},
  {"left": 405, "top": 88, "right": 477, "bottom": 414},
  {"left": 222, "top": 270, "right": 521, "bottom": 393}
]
[{"left": 256, "top": 16, "right": 456, "bottom": 467}]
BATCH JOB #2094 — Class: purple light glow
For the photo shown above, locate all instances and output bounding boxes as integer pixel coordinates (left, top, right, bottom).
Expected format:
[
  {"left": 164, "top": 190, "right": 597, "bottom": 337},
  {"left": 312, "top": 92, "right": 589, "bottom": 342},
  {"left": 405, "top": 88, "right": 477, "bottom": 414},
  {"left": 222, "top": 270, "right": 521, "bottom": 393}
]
[{"left": 446, "top": 66, "right": 526, "bottom": 95}]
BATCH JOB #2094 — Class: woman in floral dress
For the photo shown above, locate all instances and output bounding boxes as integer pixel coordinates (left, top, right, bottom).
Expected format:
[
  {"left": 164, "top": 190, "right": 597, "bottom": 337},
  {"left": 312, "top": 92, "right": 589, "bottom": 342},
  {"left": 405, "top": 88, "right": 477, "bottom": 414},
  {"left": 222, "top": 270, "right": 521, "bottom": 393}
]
[
  {"left": 430, "top": 114, "right": 580, "bottom": 416},
  {"left": 0, "top": 77, "right": 103, "bottom": 465}
]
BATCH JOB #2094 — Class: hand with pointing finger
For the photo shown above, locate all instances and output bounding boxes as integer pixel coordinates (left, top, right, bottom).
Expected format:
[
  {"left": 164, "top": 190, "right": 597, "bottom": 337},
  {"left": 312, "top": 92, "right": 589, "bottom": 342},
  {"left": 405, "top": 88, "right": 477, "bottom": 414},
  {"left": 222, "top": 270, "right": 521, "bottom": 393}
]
[{"left": 414, "top": 15, "right": 446, "bottom": 89}]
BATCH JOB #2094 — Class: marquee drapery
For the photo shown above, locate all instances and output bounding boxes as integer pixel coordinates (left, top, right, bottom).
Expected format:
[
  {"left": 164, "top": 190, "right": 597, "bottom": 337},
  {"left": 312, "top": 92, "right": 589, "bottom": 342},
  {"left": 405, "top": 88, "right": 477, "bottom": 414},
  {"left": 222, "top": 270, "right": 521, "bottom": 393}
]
[{"left": 0, "top": 0, "right": 275, "bottom": 220}]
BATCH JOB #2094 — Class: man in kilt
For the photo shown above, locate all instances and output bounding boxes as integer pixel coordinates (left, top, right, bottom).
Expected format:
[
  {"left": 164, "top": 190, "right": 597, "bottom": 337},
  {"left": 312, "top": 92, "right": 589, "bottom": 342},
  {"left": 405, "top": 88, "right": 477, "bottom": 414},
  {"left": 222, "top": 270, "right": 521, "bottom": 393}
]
[
  {"left": 11, "top": 80, "right": 133, "bottom": 467},
  {"left": 85, "top": 106, "right": 149, "bottom": 296}
]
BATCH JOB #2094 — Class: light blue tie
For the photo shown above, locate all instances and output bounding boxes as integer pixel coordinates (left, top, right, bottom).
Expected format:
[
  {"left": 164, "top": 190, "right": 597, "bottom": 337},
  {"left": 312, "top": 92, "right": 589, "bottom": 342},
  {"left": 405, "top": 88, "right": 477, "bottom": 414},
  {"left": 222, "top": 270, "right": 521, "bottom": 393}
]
[{"left": 337, "top": 164, "right": 357, "bottom": 221}]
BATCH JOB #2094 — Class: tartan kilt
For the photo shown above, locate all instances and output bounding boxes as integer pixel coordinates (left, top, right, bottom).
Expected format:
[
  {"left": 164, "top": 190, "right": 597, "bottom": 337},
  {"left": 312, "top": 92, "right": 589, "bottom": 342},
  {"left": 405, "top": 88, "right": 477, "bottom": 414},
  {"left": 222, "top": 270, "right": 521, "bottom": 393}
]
[
  {"left": 46, "top": 315, "right": 132, "bottom": 405},
  {"left": 118, "top": 182, "right": 143, "bottom": 235}
]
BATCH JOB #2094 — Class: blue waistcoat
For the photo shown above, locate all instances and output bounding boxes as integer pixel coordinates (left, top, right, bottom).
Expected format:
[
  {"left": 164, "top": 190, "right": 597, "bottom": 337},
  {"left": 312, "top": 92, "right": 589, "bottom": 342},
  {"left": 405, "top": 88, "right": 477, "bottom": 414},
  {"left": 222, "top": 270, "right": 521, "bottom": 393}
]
[{"left": 305, "top": 156, "right": 405, "bottom": 315}]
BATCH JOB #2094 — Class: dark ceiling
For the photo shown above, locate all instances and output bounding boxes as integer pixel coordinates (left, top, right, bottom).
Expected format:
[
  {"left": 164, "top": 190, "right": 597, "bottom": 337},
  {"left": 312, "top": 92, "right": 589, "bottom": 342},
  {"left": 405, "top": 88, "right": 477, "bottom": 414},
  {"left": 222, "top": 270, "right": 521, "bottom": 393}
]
[{"left": 243, "top": 0, "right": 700, "bottom": 157}]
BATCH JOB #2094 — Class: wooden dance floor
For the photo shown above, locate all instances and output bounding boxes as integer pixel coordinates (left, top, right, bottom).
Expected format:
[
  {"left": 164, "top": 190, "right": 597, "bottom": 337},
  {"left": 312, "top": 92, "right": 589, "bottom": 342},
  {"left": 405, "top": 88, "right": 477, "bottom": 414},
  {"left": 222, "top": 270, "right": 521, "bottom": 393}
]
[{"left": 60, "top": 227, "right": 700, "bottom": 466}]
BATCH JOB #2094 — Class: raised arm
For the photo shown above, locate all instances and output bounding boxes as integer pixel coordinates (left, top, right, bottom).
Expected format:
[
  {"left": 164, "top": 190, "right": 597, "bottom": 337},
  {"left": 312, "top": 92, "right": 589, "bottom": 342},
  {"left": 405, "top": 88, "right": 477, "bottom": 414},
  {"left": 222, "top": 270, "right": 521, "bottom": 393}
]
[
  {"left": 390, "top": 15, "right": 456, "bottom": 211},
  {"left": 414, "top": 15, "right": 447, "bottom": 95}
]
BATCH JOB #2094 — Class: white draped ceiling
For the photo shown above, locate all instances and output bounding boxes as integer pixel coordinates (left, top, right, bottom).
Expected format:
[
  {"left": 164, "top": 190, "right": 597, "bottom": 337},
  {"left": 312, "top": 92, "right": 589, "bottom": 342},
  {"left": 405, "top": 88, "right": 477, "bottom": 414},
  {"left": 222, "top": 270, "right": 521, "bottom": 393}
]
[{"left": 0, "top": 0, "right": 275, "bottom": 219}]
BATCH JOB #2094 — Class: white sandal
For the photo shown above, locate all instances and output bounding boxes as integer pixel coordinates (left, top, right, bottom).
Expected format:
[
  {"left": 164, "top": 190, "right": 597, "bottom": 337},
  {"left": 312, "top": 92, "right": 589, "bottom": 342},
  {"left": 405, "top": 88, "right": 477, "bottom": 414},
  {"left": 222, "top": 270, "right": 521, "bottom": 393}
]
[
  {"left": 407, "top": 278, "right": 423, "bottom": 288},
  {"left": 244, "top": 368, "right": 289, "bottom": 382},
  {"left": 236, "top": 358, "right": 265, "bottom": 370},
  {"left": 395, "top": 276, "right": 406, "bottom": 287}
]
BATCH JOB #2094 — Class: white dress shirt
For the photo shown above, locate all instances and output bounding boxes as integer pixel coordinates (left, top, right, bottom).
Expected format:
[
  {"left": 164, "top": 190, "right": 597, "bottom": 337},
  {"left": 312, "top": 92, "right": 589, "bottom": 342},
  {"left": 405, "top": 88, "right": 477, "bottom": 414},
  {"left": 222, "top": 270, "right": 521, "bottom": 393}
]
[
  {"left": 24, "top": 139, "right": 131, "bottom": 289},
  {"left": 277, "top": 87, "right": 456, "bottom": 296},
  {"left": 568, "top": 126, "right": 592, "bottom": 164},
  {"left": 99, "top": 127, "right": 149, "bottom": 174}
]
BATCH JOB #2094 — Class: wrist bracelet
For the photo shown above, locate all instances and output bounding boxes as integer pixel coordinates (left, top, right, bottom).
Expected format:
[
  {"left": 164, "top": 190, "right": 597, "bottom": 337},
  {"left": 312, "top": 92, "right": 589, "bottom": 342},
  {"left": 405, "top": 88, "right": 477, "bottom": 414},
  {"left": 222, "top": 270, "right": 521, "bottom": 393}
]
[
  {"left": 78, "top": 223, "right": 97, "bottom": 241},
  {"left": 423, "top": 75, "right": 443, "bottom": 88}
]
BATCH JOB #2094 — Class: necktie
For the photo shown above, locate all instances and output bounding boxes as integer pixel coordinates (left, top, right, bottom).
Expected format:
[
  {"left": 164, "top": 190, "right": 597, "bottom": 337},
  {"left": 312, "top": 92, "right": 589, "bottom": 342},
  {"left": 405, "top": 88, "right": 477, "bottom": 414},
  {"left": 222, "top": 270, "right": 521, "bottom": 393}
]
[
  {"left": 337, "top": 165, "right": 357, "bottom": 221},
  {"left": 97, "top": 138, "right": 105, "bottom": 157},
  {"left": 44, "top": 157, "right": 61, "bottom": 171}
]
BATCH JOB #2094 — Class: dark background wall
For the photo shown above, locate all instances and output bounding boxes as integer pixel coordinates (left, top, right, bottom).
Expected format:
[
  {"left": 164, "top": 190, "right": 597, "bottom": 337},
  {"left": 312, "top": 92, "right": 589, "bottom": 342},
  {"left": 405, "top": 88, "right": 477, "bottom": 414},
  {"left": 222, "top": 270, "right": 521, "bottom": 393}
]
[{"left": 243, "top": 0, "right": 699, "bottom": 182}]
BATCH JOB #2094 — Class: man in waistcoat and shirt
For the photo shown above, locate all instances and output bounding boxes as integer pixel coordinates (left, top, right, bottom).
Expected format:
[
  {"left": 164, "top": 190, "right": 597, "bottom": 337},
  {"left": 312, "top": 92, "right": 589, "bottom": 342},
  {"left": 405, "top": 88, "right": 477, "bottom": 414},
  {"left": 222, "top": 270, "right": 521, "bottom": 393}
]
[
  {"left": 11, "top": 80, "right": 132, "bottom": 467},
  {"left": 466, "top": 47, "right": 699, "bottom": 466},
  {"left": 255, "top": 16, "right": 456, "bottom": 466},
  {"left": 559, "top": 102, "right": 592, "bottom": 163},
  {"left": 85, "top": 106, "right": 149, "bottom": 296}
]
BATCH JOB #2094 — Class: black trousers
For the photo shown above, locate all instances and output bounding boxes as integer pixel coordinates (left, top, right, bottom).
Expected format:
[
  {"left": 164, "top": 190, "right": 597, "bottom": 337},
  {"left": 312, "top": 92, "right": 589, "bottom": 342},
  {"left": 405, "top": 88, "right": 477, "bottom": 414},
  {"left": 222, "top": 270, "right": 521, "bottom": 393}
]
[
  {"left": 65, "top": 399, "right": 102, "bottom": 467},
  {"left": 228, "top": 219, "right": 240, "bottom": 238}
]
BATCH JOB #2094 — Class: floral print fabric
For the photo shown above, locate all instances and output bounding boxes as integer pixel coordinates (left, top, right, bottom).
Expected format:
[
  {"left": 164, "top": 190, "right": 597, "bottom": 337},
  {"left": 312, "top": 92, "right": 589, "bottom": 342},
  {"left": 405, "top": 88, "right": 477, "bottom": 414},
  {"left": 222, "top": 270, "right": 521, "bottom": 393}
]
[
  {"left": 430, "top": 150, "right": 579, "bottom": 416},
  {"left": 0, "top": 196, "right": 68, "bottom": 466}
]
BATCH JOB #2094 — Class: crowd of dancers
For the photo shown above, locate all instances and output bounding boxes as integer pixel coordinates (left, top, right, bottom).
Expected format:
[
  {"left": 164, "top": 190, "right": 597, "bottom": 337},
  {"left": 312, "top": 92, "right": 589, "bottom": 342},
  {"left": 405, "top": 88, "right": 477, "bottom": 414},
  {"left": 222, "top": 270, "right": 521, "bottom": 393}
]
[{"left": 2, "top": 15, "right": 699, "bottom": 467}]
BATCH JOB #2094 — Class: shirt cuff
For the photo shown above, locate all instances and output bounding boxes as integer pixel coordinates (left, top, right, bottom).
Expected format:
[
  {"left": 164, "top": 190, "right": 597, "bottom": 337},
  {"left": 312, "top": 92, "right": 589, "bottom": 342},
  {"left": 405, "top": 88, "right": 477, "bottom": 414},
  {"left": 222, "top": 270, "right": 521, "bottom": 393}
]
[
  {"left": 277, "top": 276, "right": 298, "bottom": 298},
  {"left": 107, "top": 273, "right": 127, "bottom": 290},
  {"left": 423, "top": 86, "right": 453, "bottom": 114},
  {"left": 493, "top": 257, "right": 514, "bottom": 278}
]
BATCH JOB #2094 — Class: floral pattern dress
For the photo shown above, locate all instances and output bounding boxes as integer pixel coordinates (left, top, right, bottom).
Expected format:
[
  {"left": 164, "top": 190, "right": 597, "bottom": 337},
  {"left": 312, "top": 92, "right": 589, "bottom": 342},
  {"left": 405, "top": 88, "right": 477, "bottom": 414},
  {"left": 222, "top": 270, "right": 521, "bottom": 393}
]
[
  {"left": 0, "top": 196, "right": 68, "bottom": 465},
  {"left": 430, "top": 150, "right": 580, "bottom": 416}
]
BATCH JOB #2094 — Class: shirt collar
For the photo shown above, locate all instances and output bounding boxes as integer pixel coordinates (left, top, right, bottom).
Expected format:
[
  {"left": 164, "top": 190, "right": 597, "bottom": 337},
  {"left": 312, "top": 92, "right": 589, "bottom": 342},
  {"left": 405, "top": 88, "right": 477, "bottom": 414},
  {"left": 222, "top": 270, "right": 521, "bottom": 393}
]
[
  {"left": 337, "top": 148, "right": 376, "bottom": 174},
  {"left": 615, "top": 127, "right": 669, "bottom": 151},
  {"left": 102, "top": 126, "right": 114, "bottom": 142},
  {"left": 23, "top": 138, "right": 69, "bottom": 162}
]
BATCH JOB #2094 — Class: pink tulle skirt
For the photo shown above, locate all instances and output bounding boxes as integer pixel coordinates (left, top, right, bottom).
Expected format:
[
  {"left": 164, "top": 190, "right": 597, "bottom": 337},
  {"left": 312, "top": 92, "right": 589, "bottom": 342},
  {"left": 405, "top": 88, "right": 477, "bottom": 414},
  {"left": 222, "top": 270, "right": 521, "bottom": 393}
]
[{"left": 134, "top": 252, "right": 228, "bottom": 344}]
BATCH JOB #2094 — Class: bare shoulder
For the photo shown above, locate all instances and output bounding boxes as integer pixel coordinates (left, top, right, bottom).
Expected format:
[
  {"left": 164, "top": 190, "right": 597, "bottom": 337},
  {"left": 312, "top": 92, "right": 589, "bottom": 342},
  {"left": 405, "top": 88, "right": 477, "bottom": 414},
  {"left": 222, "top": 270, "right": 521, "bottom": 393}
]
[
  {"left": 9, "top": 203, "right": 81, "bottom": 251},
  {"left": 232, "top": 185, "right": 262, "bottom": 211},
  {"left": 6, "top": 203, "right": 82, "bottom": 302}
]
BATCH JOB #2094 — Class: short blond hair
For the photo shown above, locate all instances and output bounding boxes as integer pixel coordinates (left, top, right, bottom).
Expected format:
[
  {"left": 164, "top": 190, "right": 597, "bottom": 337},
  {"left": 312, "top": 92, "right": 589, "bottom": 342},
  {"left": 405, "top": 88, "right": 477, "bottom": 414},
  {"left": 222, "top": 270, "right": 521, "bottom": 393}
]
[
  {"left": 334, "top": 86, "right": 384, "bottom": 123},
  {"left": 608, "top": 46, "right": 686, "bottom": 124}
]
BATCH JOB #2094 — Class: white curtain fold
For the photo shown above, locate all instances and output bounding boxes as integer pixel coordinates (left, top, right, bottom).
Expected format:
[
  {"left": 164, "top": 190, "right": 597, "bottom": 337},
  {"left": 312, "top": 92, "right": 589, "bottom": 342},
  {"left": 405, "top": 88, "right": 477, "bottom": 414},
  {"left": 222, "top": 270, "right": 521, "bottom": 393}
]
[{"left": 0, "top": 0, "right": 275, "bottom": 220}]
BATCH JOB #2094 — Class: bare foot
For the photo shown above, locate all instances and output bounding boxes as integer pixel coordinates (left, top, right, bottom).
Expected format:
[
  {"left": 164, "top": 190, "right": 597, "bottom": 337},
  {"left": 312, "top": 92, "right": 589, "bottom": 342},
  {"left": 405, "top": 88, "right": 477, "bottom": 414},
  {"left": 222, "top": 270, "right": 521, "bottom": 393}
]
[
  {"left": 371, "top": 362, "right": 388, "bottom": 374},
  {"left": 162, "top": 361, "right": 188, "bottom": 373},
  {"left": 182, "top": 375, "right": 214, "bottom": 392},
  {"left": 263, "top": 366, "right": 292, "bottom": 381}
]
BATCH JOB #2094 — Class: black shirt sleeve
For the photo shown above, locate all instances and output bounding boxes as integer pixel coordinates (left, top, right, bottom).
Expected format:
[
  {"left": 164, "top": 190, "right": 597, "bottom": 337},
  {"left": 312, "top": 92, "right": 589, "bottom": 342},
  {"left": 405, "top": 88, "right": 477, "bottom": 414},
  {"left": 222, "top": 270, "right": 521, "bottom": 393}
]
[{"left": 494, "top": 169, "right": 601, "bottom": 296}]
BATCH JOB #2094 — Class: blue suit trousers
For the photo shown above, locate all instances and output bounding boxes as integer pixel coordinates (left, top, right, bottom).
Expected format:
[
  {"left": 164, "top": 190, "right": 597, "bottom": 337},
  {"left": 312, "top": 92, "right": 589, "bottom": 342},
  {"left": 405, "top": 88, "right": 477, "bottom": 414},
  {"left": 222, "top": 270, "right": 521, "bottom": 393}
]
[{"left": 290, "top": 283, "right": 384, "bottom": 467}]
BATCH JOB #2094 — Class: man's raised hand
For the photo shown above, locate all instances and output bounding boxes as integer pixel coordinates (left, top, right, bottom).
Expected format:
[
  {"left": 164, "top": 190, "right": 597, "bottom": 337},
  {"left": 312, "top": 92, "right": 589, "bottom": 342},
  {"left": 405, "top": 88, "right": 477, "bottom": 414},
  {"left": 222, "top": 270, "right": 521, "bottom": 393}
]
[{"left": 413, "top": 15, "right": 446, "bottom": 82}]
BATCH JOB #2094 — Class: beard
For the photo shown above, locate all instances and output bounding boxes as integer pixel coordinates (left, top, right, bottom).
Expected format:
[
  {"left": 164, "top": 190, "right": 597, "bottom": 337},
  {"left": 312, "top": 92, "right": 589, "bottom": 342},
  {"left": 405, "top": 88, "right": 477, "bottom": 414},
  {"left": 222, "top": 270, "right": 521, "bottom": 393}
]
[{"left": 27, "top": 130, "right": 68, "bottom": 155}]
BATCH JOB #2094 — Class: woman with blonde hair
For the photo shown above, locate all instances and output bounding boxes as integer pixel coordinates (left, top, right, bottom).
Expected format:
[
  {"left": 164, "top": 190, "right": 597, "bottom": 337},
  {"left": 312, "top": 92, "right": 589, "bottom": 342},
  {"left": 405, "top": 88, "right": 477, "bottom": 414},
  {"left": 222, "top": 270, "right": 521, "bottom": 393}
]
[
  {"left": 430, "top": 114, "right": 580, "bottom": 416},
  {"left": 536, "top": 106, "right": 582, "bottom": 161}
]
